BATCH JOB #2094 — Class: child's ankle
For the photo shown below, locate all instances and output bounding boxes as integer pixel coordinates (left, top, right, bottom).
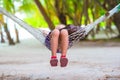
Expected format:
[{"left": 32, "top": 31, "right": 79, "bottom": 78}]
[
  {"left": 51, "top": 56, "right": 57, "bottom": 59},
  {"left": 61, "top": 55, "right": 66, "bottom": 58}
]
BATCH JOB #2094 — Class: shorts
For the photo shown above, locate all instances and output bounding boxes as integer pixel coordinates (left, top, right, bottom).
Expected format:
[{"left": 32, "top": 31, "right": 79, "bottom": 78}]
[{"left": 45, "top": 28, "right": 73, "bottom": 53}]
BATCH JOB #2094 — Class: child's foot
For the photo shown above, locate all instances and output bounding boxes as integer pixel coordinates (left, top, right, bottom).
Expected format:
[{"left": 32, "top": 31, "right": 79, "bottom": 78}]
[
  {"left": 60, "top": 56, "right": 68, "bottom": 67},
  {"left": 50, "top": 56, "right": 58, "bottom": 67}
]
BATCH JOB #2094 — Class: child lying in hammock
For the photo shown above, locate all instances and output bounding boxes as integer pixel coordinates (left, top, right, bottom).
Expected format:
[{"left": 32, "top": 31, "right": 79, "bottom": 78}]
[{"left": 45, "top": 24, "right": 85, "bottom": 67}]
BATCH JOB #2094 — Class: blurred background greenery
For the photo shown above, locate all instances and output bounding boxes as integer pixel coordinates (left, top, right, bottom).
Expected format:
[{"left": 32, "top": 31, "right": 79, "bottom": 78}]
[{"left": 0, "top": 0, "right": 120, "bottom": 45}]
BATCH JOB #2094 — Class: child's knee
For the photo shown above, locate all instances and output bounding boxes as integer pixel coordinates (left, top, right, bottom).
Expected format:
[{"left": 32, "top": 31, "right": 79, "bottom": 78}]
[
  {"left": 51, "top": 29, "right": 60, "bottom": 37},
  {"left": 60, "top": 29, "right": 68, "bottom": 36}
]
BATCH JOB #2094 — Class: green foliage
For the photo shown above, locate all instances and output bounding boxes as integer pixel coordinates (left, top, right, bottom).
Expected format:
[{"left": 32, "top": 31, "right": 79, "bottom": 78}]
[
  {"left": 18, "top": 0, "right": 48, "bottom": 28},
  {"left": 24, "top": 13, "right": 48, "bottom": 28},
  {"left": 116, "top": 0, "right": 120, "bottom": 3},
  {"left": 44, "top": 0, "right": 59, "bottom": 25},
  {"left": 18, "top": 0, "right": 35, "bottom": 13},
  {"left": 100, "top": 22, "right": 105, "bottom": 28},
  {"left": 117, "top": 4, "right": 120, "bottom": 12},
  {"left": 99, "top": 9, "right": 105, "bottom": 15},
  {"left": 1, "top": 0, "right": 120, "bottom": 39},
  {"left": 3, "top": 0, "right": 14, "bottom": 12}
]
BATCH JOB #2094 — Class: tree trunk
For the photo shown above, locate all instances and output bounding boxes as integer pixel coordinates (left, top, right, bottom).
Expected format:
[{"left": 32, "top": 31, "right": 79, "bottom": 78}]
[
  {"left": 0, "top": 31, "right": 5, "bottom": 43},
  {"left": 34, "top": 0, "right": 55, "bottom": 30},
  {"left": 4, "top": 23, "right": 15, "bottom": 45},
  {"left": 79, "top": 2, "right": 84, "bottom": 25},
  {"left": 15, "top": 26, "right": 20, "bottom": 43},
  {"left": 84, "top": 0, "right": 89, "bottom": 25},
  {"left": 55, "top": 0, "right": 67, "bottom": 25},
  {"left": 113, "top": 13, "right": 120, "bottom": 37}
]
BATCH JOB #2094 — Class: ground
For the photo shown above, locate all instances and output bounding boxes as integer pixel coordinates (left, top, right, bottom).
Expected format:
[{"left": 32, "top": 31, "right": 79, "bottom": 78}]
[{"left": 0, "top": 38, "right": 120, "bottom": 80}]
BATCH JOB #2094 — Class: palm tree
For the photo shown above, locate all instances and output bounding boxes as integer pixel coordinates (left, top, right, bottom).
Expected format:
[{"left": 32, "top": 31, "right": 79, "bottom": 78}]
[
  {"left": 1, "top": 0, "right": 15, "bottom": 45},
  {"left": 55, "top": 0, "right": 67, "bottom": 25},
  {"left": 94, "top": 0, "right": 120, "bottom": 38},
  {"left": 105, "top": 0, "right": 120, "bottom": 38},
  {"left": 34, "top": 0, "right": 55, "bottom": 30}
]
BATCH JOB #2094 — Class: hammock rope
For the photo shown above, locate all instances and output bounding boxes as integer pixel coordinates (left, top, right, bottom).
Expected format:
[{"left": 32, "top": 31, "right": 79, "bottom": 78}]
[
  {"left": 0, "top": 7, "right": 46, "bottom": 44},
  {"left": 85, "top": 3, "right": 120, "bottom": 35},
  {"left": 0, "top": 3, "right": 120, "bottom": 49}
]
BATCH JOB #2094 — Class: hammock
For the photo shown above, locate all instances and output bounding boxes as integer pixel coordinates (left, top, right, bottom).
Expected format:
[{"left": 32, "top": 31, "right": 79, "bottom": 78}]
[{"left": 0, "top": 3, "right": 120, "bottom": 50}]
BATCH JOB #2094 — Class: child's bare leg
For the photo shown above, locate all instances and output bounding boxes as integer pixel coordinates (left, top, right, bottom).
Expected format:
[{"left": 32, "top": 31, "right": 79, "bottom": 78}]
[
  {"left": 50, "top": 29, "right": 60, "bottom": 57},
  {"left": 60, "top": 29, "right": 69, "bottom": 56},
  {"left": 60, "top": 29, "right": 68, "bottom": 67}
]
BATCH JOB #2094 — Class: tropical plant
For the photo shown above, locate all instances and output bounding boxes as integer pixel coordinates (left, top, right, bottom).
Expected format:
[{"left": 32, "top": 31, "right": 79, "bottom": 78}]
[{"left": 0, "top": 0, "right": 15, "bottom": 45}]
